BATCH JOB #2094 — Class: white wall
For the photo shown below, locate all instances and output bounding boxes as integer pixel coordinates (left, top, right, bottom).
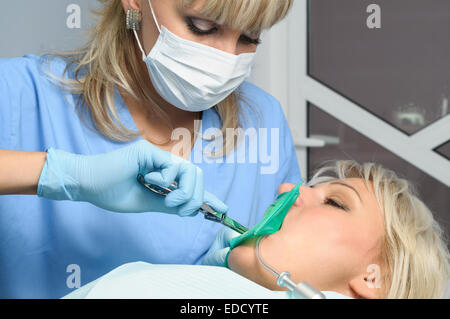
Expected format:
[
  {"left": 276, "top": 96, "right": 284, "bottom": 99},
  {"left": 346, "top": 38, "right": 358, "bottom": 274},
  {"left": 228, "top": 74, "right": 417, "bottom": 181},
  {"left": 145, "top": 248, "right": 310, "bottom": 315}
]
[
  {"left": 249, "top": 17, "right": 290, "bottom": 116},
  {"left": 0, "top": 1, "right": 102, "bottom": 58},
  {"left": 248, "top": 0, "right": 310, "bottom": 178}
]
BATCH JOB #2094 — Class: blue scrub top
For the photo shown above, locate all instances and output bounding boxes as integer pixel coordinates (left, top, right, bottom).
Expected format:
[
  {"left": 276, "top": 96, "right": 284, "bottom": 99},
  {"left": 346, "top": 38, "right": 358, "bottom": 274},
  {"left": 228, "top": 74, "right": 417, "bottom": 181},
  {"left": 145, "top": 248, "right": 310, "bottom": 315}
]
[{"left": 0, "top": 54, "right": 301, "bottom": 298}]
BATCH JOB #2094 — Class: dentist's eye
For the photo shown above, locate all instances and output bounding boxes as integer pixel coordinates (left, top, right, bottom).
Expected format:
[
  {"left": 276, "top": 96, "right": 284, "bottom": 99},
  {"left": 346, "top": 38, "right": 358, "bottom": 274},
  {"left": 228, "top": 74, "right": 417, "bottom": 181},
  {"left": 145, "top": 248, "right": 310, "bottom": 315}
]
[
  {"left": 186, "top": 16, "right": 261, "bottom": 46},
  {"left": 324, "top": 198, "right": 349, "bottom": 212},
  {"left": 240, "top": 34, "right": 261, "bottom": 45},
  {"left": 186, "top": 16, "right": 218, "bottom": 35}
]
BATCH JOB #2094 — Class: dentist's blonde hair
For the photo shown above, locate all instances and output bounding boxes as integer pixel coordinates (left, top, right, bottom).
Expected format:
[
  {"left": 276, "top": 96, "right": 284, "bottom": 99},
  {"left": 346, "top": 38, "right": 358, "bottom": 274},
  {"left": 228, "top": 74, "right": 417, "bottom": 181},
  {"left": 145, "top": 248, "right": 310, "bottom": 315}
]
[
  {"left": 43, "top": 0, "right": 292, "bottom": 154},
  {"left": 308, "top": 160, "right": 450, "bottom": 299}
]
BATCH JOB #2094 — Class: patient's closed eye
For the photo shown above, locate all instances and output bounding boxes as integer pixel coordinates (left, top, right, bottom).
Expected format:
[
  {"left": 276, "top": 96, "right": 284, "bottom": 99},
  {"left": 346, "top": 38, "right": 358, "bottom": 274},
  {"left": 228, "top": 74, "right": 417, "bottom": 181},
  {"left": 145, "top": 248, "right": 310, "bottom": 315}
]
[{"left": 324, "top": 198, "right": 349, "bottom": 212}]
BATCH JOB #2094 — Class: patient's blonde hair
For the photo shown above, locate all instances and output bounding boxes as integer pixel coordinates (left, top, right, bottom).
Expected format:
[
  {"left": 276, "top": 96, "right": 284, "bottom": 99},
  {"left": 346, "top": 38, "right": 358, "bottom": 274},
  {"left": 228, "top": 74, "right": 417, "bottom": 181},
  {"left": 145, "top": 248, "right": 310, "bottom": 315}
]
[
  {"left": 43, "top": 0, "right": 292, "bottom": 154},
  {"left": 308, "top": 160, "right": 450, "bottom": 299}
]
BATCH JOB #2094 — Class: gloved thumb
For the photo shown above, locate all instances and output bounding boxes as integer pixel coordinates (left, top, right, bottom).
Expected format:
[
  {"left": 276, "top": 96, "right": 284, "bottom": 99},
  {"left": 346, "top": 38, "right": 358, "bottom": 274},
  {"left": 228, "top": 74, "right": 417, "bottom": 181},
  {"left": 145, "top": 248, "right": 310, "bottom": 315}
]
[
  {"left": 213, "top": 227, "right": 241, "bottom": 252},
  {"left": 221, "top": 227, "right": 241, "bottom": 244},
  {"left": 201, "top": 247, "right": 230, "bottom": 267},
  {"left": 143, "top": 163, "right": 179, "bottom": 188},
  {"left": 204, "top": 191, "right": 228, "bottom": 215}
]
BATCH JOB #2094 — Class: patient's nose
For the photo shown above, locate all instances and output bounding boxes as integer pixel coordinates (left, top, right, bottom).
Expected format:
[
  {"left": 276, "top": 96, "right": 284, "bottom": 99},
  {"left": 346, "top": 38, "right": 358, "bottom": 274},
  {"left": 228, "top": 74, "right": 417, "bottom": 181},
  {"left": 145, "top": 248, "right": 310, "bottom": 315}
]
[
  {"left": 293, "top": 185, "right": 315, "bottom": 207},
  {"left": 278, "top": 184, "right": 311, "bottom": 207},
  {"left": 278, "top": 183, "right": 296, "bottom": 195}
]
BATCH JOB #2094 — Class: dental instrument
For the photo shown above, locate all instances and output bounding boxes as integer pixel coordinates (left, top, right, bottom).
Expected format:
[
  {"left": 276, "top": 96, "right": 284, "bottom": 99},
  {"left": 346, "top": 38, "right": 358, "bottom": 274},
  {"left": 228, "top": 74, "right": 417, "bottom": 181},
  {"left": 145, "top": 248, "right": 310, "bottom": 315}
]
[
  {"left": 226, "top": 181, "right": 303, "bottom": 258},
  {"left": 256, "top": 236, "right": 326, "bottom": 299},
  {"left": 140, "top": 175, "right": 326, "bottom": 299},
  {"left": 137, "top": 174, "right": 248, "bottom": 234}
]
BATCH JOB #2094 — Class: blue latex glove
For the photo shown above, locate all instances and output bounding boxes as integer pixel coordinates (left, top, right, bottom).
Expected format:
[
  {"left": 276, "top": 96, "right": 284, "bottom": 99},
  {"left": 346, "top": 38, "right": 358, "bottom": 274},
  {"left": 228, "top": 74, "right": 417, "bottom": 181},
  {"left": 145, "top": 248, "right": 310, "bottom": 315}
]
[
  {"left": 37, "top": 140, "right": 228, "bottom": 216},
  {"left": 202, "top": 227, "right": 240, "bottom": 267}
]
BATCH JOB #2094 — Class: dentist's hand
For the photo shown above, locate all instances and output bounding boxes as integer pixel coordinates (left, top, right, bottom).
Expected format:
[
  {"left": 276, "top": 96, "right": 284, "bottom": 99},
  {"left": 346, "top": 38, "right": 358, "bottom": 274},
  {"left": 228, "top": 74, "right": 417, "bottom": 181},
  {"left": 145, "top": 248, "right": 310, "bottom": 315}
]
[
  {"left": 202, "top": 227, "right": 241, "bottom": 267},
  {"left": 37, "top": 140, "right": 228, "bottom": 216}
]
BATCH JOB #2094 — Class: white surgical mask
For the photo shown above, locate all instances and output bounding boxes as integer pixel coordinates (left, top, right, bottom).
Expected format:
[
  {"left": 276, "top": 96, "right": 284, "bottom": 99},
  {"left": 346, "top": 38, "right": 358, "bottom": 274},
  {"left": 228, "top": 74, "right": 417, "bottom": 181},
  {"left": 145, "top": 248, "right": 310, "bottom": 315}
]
[{"left": 133, "top": 0, "right": 256, "bottom": 112}]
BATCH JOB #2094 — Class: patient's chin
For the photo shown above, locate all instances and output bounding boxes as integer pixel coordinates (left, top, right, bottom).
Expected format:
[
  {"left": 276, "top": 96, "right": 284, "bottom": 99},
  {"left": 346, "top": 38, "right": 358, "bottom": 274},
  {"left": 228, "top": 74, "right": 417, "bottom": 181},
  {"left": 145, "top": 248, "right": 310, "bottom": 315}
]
[{"left": 228, "top": 239, "right": 283, "bottom": 291}]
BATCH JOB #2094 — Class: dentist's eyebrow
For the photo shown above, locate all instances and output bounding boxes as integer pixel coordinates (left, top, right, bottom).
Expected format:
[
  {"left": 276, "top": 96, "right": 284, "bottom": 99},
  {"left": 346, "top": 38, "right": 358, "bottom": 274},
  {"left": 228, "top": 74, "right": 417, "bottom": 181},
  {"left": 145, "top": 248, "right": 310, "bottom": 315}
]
[{"left": 330, "top": 181, "right": 362, "bottom": 203}]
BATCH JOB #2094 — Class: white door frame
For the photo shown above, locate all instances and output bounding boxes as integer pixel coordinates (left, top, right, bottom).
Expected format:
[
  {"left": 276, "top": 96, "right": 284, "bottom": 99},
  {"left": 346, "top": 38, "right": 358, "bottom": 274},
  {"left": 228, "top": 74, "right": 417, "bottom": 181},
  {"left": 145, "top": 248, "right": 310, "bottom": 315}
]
[{"left": 256, "top": 0, "right": 450, "bottom": 186}]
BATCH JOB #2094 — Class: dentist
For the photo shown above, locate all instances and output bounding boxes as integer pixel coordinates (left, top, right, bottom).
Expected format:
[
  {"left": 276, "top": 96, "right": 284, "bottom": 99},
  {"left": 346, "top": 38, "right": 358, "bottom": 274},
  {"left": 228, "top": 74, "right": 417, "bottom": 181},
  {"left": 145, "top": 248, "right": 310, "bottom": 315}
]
[{"left": 0, "top": 0, "right": 299, "bottom": 298}]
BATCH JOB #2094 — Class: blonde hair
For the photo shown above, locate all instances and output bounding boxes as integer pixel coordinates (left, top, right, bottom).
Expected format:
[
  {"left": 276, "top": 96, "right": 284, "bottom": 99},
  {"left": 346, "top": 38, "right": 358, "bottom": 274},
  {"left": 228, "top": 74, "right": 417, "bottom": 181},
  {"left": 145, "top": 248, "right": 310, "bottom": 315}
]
[
  {"left": 308, "top": 160, "right": 450, "bottom": 299},
  {"left": 42, "top": 0, "right": 293, "bottom": 154}
]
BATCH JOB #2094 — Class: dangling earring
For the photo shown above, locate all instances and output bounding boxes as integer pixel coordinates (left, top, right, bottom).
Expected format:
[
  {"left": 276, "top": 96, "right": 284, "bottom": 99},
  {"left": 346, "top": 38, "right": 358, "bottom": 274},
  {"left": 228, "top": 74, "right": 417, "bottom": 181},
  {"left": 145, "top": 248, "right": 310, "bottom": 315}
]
[{"left": 126, "top": 9, "right": 141, "bottom": 30}]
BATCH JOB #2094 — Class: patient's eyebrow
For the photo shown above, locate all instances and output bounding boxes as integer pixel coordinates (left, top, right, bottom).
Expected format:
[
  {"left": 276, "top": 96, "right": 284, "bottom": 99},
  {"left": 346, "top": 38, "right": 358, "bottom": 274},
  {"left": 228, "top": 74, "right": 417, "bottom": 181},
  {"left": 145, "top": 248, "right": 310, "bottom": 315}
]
[{"left": 330, "top": 181, "right": 362, "bottom": 203}]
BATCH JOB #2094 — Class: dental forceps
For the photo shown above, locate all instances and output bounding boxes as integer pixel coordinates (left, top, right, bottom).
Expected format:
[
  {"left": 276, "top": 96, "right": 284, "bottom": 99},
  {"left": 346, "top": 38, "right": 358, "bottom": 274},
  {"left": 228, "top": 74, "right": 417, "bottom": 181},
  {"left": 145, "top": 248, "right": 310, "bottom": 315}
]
[{"left": 137, "top": 174, "right": 248, "bottom": 234}]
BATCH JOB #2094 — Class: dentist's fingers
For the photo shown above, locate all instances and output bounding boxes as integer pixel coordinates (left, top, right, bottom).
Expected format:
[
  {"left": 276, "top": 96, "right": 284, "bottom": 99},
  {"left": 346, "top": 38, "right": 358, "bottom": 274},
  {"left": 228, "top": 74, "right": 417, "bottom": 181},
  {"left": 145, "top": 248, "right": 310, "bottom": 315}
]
[
  {"left": 204, "top": 191, "right": 228, "bottom": 215},
  {"left": 165, "top": 162, "right": 197, "bottom": 208},
  {"left": 137, "top": 140, "right": 179, "bottom": 188},
  {"left": 222, "top": 227, "right": 240, "bottom": 243},
  {"left": 177, "top": 166, "right": 204, "bottom": 217},
  {"left": 201, "top": 247, "right": 230, "bottom": 267},
  {"left": 143, "top": 163, "right": 179, "bottom": 188}
]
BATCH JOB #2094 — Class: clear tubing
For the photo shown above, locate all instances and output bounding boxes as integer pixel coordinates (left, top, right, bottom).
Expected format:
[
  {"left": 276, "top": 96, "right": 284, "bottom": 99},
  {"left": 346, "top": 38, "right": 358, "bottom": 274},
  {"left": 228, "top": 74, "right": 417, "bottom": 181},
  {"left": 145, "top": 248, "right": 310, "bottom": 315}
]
[
  {"left": 256, "top": 236, "right": 301, "bottom": 291},
  {"left": 255, "top": 236, "right": 280, "bottom": 278},
  {"left": 255, "top": 235, "right": 326, "bottom": 299}
]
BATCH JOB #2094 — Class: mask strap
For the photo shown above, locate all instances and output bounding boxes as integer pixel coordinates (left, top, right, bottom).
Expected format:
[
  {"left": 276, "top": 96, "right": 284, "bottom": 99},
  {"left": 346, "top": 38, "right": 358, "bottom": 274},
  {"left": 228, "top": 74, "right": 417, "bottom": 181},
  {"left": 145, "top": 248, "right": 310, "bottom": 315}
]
[
  {"left": 133, "top": 0, "right": 161, "bottom": 59},
  {"left": 133, "top": 30, "right": 147, "bottom": 59},
  {"left": 134, "top": 29, "right": 147, "bottom": 59},
  {"left": 148, "top": 0, "right": 161, "bottom": 33}
]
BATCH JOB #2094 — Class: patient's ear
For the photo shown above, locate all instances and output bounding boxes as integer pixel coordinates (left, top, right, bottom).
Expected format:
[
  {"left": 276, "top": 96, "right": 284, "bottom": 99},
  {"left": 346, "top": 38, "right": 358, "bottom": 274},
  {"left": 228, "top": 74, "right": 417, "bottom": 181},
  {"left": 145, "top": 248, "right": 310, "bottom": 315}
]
[{"left": 348, "top": 274, "right": 382, "bottom": 299}]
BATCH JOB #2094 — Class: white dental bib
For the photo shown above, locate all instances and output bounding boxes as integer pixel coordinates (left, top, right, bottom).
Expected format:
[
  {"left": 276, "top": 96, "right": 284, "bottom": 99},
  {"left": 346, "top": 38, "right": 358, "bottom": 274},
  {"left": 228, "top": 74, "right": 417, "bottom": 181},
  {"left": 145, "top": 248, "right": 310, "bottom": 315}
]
[{"left": 63, "top": 261, "right": 352, "bottom": 299}]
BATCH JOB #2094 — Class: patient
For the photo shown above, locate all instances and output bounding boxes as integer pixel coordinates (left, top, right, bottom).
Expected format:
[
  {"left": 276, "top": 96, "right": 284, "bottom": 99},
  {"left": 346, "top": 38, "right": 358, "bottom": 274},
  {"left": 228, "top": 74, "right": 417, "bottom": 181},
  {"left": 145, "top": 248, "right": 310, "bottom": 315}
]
[
  {"left": 227, "top": 160, "right": 450, "bottom": 299},
  {"left": 66, "top": 160, "right": 450, "bottom": 299}
]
